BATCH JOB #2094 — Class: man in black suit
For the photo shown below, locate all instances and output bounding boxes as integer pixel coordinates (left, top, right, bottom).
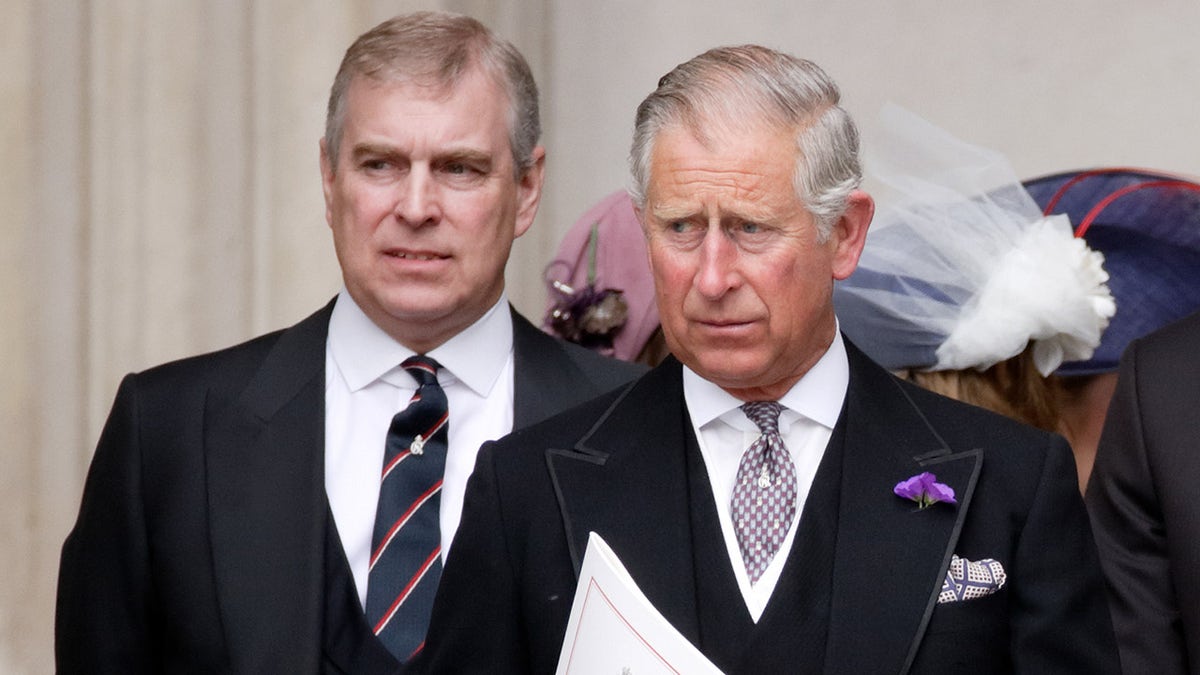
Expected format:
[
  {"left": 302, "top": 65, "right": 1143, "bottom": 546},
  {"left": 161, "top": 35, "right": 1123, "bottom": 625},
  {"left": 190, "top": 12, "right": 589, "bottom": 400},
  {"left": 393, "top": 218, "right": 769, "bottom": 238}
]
[
  {"left": 1087, "top": 309, "right": 1200, "bottom": 673},
  {"left": 418, "top": 46, "right": 1118, "bottom": 673},
  {"left": 55, "top": 12, "right": 641, "bottom": 674}
]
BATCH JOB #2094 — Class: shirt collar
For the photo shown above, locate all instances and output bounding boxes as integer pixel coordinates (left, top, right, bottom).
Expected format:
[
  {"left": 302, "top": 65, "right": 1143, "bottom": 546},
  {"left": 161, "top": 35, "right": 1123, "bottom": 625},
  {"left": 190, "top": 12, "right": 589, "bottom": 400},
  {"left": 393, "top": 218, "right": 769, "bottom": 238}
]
[
  {"left": 682, "top": 325, "right": 849, "bottom": 430},
  {"left": 328, "top": 288, "right": 513, "bottom": 396}
]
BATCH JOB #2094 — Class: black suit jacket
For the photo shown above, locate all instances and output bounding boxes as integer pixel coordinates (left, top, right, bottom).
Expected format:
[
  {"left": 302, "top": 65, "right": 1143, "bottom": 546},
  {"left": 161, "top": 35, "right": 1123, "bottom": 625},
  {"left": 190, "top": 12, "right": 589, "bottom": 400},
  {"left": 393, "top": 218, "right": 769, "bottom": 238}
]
[
  {"left": 418, "top": 343, "right": 1118, "bottom": 674},
  {"left": 55, "top": 298, "right": 643, "bottom": 674},
  {"left": 1086, "top": 309, "right": 1200, "bottom": 674}
]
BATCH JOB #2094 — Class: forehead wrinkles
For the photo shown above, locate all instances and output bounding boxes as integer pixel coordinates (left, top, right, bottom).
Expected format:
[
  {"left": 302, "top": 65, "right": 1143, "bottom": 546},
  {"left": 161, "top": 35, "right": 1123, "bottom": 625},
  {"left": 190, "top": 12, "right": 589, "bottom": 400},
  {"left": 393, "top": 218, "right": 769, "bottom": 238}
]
[
  {"left": 651, "top": 164, "right": 790, "bottom": 224},
  {"left": 648, "top": 122, "right": 797, "bottom": 219},
  {"left": 673, "top": 165, "right": 770, "bottom": 197}
]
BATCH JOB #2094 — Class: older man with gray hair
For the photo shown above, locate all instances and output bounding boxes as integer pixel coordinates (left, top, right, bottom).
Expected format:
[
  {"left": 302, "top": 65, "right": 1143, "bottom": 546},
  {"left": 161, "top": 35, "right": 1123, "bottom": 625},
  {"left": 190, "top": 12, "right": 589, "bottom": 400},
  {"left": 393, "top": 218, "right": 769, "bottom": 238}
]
[{"left": 418, "top": 45, "right": 1117, "bottom": 673}]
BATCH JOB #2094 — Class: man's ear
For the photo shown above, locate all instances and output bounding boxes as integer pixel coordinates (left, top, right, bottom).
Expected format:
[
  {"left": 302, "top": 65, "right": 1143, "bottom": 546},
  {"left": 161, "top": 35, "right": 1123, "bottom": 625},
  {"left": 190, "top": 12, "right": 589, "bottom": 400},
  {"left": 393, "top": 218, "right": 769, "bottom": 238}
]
[
  {"left": 513, "top": 146, "right": 546, "bottom": 239},
  {"left": 830, "top": 190, "right": 874, "bottom": 280},
  {"left": 319, "top": 138, "right": 335, "bottom": 227}
]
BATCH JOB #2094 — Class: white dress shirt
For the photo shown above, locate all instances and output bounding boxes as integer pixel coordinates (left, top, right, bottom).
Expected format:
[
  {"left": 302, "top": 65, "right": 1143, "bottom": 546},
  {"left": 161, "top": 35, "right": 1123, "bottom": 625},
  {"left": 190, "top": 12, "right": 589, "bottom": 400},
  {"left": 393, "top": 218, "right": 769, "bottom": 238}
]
[
  {"left": 683, "top": 329, "right": 849, "bottom": 622},
  {"left": 324, "top": 289, "right": 515, "bottom": 608}
]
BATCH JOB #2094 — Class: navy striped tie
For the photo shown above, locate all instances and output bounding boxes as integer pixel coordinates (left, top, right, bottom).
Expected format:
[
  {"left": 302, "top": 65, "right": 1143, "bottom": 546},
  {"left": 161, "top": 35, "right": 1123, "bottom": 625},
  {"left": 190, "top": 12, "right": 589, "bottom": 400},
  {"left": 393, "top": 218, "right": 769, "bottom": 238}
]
[{"left": 365, "top": 355, "right": 448, "bottom": 662}]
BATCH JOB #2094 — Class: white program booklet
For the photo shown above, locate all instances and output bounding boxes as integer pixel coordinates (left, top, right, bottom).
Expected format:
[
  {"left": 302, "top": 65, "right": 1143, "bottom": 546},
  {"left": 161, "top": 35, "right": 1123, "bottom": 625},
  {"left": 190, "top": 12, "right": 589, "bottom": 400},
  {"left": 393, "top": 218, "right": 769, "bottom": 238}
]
[{"left": 555, "top": 532, "right": 724, "bottom": 674}]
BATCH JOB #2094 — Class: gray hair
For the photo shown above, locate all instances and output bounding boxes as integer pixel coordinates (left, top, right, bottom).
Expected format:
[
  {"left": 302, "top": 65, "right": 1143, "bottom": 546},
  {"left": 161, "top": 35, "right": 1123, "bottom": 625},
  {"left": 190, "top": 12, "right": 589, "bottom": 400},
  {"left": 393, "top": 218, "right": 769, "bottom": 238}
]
[
  {"left": 629, "top": 45, "right": 861, "bottom": 239},
  {"left": 324, "top": 11, "right": 540, "bottom": 177}
]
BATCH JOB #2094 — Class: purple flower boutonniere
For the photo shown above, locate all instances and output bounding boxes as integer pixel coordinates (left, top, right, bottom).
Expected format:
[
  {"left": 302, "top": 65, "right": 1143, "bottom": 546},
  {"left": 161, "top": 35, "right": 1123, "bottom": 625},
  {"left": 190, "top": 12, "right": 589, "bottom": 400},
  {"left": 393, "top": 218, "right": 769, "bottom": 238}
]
[{"left": 894, "top": 471, "right": 957, "bottom": 510}]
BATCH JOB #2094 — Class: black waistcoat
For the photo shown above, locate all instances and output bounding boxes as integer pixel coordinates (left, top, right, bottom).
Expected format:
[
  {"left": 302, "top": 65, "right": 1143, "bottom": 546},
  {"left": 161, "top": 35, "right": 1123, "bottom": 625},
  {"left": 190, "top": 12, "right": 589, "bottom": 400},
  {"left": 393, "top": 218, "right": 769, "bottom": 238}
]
[
  {"left": 320, "top": 510, "right": 401, "bottom": 674},
  {"left": 686, "top": 418, "right": 846, "bottom": 674}
]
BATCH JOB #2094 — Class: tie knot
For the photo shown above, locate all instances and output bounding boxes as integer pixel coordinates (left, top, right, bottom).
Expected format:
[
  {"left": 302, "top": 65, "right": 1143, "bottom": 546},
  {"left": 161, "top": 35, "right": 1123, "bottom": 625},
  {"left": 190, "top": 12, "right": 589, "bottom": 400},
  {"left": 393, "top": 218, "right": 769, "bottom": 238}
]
[
  {"left": 741, "top": 401, "right": 782, "bottom": 435},
  {"left": 402, "top": 355, "right": 441, "bottom": 388}
]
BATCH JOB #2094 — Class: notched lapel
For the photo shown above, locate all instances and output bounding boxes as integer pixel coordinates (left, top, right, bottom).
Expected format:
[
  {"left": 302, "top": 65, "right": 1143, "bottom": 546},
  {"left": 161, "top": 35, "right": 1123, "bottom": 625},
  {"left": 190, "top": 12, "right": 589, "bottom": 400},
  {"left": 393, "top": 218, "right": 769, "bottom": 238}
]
[
  {"left": 898, "top": 450, "right": 982, "bottom": 671},
  {"left": 545, "top": 361, "right": 702, "bottom": 644},
  {"left": 205, "top": 305, "right": 331, "bottom": 673},
  {"left": 826, "top": 348, "right": 984, "bottom": 675},
  {"left": 545, "top": 379, "right": 649, "bottom": 574},
  {"left": 832, "top": 446, "right": 982, "bottom": 674}
]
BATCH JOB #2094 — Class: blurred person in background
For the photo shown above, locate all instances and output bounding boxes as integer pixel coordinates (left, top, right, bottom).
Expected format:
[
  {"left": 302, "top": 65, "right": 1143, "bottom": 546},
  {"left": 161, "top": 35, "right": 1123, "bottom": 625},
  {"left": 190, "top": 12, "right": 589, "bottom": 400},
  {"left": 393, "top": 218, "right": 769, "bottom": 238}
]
[
  {"left": 1024, "top": 168, "right": 1200, "bottom": 491},
  {"left": 1085, "top": 309, "right": 1200, "bottom": 674},
  {"left": 542, "top": 190, "right": 668, "bottom": 366},
  {"left": 835, "top": 105, "right": 1114, "bottom": 446}
]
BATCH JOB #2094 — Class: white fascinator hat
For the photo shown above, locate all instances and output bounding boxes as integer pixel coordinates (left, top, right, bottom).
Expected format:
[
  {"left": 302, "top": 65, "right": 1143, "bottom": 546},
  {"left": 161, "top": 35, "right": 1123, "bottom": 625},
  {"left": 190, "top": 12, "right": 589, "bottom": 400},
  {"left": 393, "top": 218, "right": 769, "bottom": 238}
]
[{"left": 834, "top": 104, "right": 1115, "bottom": 376}]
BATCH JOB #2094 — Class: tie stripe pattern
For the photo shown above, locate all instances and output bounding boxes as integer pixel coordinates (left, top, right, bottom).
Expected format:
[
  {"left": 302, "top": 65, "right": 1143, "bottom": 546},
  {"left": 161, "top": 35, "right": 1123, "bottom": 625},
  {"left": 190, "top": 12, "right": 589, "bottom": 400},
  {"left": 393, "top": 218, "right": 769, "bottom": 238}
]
[
  {"left": 366, "top": 355, "right": 448, "bottom": 662},
  {"left": 730, "top": 401, "right": 798, "bottom": 584}
]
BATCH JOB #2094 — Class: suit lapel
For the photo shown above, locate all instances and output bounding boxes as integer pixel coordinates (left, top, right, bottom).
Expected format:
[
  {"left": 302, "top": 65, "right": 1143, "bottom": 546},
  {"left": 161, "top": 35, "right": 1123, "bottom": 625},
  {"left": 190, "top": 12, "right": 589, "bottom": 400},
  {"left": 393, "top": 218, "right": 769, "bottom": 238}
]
[
  {"left": 511, "top": 308, "right": 598, "bottom": 429},
  {"left": 545, "top": 359, "right": 702, "bottom": 643},
  {"left": 205, "top": 302, "right": 333, "bottom": 673},
  {"left": 825, "top": 343, "right": 982, "bottom": 675},
  {"left": 539, "top": 335, "right": 986, "bottom": 671}
]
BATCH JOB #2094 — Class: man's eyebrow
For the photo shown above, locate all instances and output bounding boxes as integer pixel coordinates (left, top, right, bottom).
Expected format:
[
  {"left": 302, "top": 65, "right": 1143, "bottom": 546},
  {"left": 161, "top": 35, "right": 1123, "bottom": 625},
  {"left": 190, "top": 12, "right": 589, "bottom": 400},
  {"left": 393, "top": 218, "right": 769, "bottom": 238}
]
[
  {"left": 348, "top": 143, "right": 494, "bottom": 167},
  {"left": 647, "top": 203, "right": 774, "bottom": 224},
  {"left": 349, "top": 142, "right": 400, "bottom": 160},
  {"left": 436, "top": 148, "right": 493, "bottom": 166},
  {"left": 647, "top": 203, "right": 699, "bottom": 221}
]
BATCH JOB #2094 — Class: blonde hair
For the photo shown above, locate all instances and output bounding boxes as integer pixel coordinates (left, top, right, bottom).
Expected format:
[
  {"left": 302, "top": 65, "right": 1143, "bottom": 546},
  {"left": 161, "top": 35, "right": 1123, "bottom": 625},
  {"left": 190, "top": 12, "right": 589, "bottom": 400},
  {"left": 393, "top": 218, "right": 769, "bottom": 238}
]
[{"left": 905, "top": 346, "right": 1063, "bottom": 433}]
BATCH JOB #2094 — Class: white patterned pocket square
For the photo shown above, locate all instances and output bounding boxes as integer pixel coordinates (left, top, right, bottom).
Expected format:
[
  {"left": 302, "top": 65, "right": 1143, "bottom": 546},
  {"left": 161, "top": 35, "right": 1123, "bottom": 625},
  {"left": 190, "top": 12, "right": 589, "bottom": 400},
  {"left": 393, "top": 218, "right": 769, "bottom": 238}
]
[{"left": 938, "top": 554, "right": 1006, "bottom": 604}]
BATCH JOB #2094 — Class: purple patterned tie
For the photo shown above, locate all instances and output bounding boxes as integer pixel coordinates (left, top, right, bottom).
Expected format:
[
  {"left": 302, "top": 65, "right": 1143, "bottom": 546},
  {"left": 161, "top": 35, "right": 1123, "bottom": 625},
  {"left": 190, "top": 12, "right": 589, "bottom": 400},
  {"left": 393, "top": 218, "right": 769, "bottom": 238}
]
[
  {"left": 731, "top": 401, "right": 798, "bottom": 584},
  {"left": 366, "top": 355, "right": 448, "bottom": 662}
]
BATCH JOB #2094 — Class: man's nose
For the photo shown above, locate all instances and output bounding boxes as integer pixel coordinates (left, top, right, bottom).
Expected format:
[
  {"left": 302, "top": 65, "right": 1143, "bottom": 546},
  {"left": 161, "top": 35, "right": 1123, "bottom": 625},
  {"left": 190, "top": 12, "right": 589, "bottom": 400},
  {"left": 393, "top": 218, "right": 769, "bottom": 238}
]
[
  {"left": 393, "top": 168, "right": 441, "bottom": 227},
  {"left": 694, "top": 227, "right": 739, "bottom": 298}
]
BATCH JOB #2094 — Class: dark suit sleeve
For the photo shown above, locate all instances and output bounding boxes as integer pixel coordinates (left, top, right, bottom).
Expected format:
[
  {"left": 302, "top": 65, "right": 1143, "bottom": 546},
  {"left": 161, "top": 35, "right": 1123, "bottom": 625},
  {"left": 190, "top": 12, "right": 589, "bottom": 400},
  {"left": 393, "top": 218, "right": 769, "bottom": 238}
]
[
  {"left": 415, "top": 441, "right": 530, "bottom": 673},
  {"left": 1086, "top": 342, "right": 1188, "bottom": 674},
  {"left": 56, "top": 375, "right": 158, "bottom": 673},
  {"left": 1010, "top": 435, "right": 1119, "bottom": 673}
]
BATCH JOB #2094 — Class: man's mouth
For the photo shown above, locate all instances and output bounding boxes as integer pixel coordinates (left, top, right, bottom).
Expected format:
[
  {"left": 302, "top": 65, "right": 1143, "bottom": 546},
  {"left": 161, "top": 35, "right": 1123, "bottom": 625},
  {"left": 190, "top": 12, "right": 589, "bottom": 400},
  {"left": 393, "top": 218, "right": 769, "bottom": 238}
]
[
  {"left": 387, "top": 250, "right": 445, "bottom": 261},
  {"left": 697, "top": 318, "right": 753, "bottom": 327}
]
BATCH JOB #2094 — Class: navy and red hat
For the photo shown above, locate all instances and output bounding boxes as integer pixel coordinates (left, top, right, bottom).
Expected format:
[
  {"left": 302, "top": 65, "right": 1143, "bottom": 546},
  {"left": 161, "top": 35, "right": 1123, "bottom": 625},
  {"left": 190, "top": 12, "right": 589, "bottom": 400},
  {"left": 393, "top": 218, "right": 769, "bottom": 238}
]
[{"left": 1023, "top": 168, "right": 1200, "bottom": 375}]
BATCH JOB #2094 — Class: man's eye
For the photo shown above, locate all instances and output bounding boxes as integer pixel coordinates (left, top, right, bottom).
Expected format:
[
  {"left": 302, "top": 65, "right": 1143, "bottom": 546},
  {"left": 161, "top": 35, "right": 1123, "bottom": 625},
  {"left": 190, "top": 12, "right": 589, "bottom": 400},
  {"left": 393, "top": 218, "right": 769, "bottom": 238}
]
[
  {"left": 669, "top": 221, "right": 690, "bottom": 233},
  {"left": 362, "top": 159, "right": 390, "bottom": 171},
  {"left": 445, "top": 162, "right": 485, "bottom": 176},
  {"left": 740, "top": 222, "right": 761, "bottom": 234}
]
